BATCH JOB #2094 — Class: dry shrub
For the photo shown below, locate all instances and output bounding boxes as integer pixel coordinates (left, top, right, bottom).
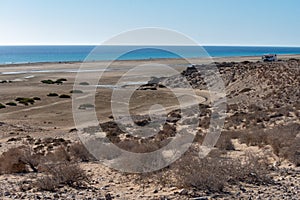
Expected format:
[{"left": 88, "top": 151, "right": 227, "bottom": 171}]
[
  {"left": 224, "top": 130, "right": 243, "bottom": 140},
  {"left": 69, "top": 142, "right": 96, "bottom": 162},
  {"left": 215, "top": 134, "right": 235, "bottom": 151},
  {"left": 100, "top": 120, "right": 177, "bottom": 153},
  {"left": 115, "top": 124, "right": 175, "bottom": 153},
  {"left": 266, "top": 123, "right": 299, "bottom": 159},
  {"left": 130, "top": 148, "right": 271, "bottom": 194},
  {"left": 117, "top": 139, "right": 163, "bottom": 153},
  {"left": 238, "top": 123, "right": 300, "bottom": 166},
  {"left": 35, "top": 175, "right": 59, "bottom": 191},
  {"left": 46, "top": 162, "right": 88, "bottom": 187},
  {"left": 197, "top": 130, "right": 241, "bottom": 151},
  {"left": 43, "top": 146, "right": 71, "bottom": 164},
  {"left": 0, "top": 146, "right": 41, "bottom": 174},
  {"left": 36, "top": 162, "right": 89, "bottom": 191},
  {"left": 175, "top": 153, "right": 228, "bottom": 192},
  {"left": 0, "top": 147, "right": 27, "bottom": 174},
  {"left": 0, "top": 143, "right": 91, "bottom": 191},
  {"left": 0, "top": 145, "right": 75, "bottom": 175},
  {"left": 233, "top": 152, "right": 271, "bottom": 184},
  {"left": 199, "top": 116, "right": 210, "bottom": 129},
  {"left": 172, "top": 149, "right": 271, "bottom": 193},
  {"left": 284, "top": 138, "right": 300, "bottom": 166},
  {"left": 33, "top": 145, "right": 90, "bottom": 191},
  {"left": 239, "top": 130, "right": 268, "bottom": 147}
]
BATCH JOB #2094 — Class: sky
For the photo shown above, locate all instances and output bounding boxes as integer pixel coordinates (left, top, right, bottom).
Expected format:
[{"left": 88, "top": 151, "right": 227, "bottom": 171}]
[{"left": 1, "top": 0, "right": 300, "bottom": 46}]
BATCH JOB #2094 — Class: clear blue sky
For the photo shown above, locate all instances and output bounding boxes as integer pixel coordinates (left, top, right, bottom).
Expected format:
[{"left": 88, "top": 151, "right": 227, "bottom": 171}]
[{"left": 1, "top": 0, "right": 300, "bottom": 46}]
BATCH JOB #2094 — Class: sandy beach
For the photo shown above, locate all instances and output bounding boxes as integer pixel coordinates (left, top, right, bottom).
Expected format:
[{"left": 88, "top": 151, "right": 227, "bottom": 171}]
[
  {"left": 0, "top": 55, "right": 299, "bottom": 199},
  {"left": 1, "top": 54, "right": 299, "bottom": 125}
]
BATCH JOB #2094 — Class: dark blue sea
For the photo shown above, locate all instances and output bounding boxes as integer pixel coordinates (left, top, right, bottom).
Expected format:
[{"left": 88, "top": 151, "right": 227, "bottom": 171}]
[{"left": 1, "top": 46, "right": 300, "bottom": 64}]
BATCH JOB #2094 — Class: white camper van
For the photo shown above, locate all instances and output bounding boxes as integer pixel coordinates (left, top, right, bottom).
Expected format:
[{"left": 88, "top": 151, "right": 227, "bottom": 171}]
[{"left": 262, "top": 54, "right": 277, "bottom": 62}]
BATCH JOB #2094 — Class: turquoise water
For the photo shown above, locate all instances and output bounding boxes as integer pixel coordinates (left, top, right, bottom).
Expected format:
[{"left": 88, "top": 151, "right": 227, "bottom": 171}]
[{"left": 1, "top": 46, "right": 300, "bottom": 64}]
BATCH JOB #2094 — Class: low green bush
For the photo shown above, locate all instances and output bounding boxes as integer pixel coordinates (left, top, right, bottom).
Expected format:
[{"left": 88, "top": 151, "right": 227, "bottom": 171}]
[
  {"left": 78, "top": 104, "right": 94, "bottom": 110},
  {"left": 0, "top": 103, "right": 6, "bottom": 109},
  {"left": 6, "top": 102, "right": 17, "bottom": 106},
  {"left": 79, "top": 82, "right": 89, "bottom": 86},
  {"left": 15, "top": 97, "right": 35, "bottom": 105},
  {"left": 70, "top": 90, "right": 83, "bottom": 94}
]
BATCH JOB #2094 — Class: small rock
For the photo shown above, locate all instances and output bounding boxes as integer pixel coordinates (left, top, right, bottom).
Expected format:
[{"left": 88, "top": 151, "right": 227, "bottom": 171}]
[
  {"left": 69, "top": 128, "right": 77, "bottom": 132},
  {"left": 179, "top": 189, "right": 188, "bottom": 195},
  {"left": 191, "top": 197, "right": 209, "bottom": 200},
  {"left": 4, "top": 191, "right": 10, "bottom": 196},
  {"left": 105, "top": 193, "right": 112, "bottom": 200},
  {"left": 240, "top": 186, "right": 247, "bottom": 193}
]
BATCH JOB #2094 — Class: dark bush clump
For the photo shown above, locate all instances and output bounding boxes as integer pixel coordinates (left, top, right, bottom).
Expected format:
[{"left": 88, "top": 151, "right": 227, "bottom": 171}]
[
  {"left": 15, "top": 97, "right": 35, "bottom": 105},
  {"left": 41, "top": 78, "right": 67, "bottom": 85},
  {"left": 33, "top": 97, "right": 41, "bottom": 101},
  {"left": 79, "top": 82, "right": 89, "bottom": 86},
  {"left": 78, "top": 103, "right": 94, "bottom": 110},
  {"left": 6, "top": 102, "right": 17, "bottom": 106},
  {"left": 70, "top": 90, "right": 83, "bottom": 94},
  {"left": 54, "top": 78, "right": 67, "bottom": 84},
  {"left": 41, "top": 79, "right": 55, "bottom": 84},
  {"left": 59, "top": 94, "right": 71, "bottom": 99},
  {"left": 56, "top": 78, "right": 67, "bottom": 82},
  {"left": 0, "top": 103, "right": 6, "bottom": 109},
  {"left": 47, "top": 93, "right": 59, "bottom": 97}
]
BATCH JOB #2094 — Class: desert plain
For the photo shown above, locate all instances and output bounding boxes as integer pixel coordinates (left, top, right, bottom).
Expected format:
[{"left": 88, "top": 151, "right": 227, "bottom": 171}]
[{"left": 0, "top": 55, "right": 299, "bottom": 199}]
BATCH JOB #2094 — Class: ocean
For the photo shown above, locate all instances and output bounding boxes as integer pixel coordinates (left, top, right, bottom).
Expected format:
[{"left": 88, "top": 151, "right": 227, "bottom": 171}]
[{"left": 1, "top": 46, "right": 300, "bottom": 65}]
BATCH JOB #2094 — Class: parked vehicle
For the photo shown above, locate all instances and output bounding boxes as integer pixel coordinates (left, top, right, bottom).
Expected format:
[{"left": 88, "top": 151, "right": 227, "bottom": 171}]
[{"left": 262, "top": 54, "right": 277, "bottom": 62}]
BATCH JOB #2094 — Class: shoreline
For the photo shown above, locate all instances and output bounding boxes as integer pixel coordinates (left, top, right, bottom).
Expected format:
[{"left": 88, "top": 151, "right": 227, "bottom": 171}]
[{"left": 1, "top": 53, "right": 300, "bottom": 68}]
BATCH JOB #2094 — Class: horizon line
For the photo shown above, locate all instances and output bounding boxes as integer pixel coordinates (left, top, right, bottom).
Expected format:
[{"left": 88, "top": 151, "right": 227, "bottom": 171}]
[{"left": 0, "top": 44, "right": 300, "bottom": 48}]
